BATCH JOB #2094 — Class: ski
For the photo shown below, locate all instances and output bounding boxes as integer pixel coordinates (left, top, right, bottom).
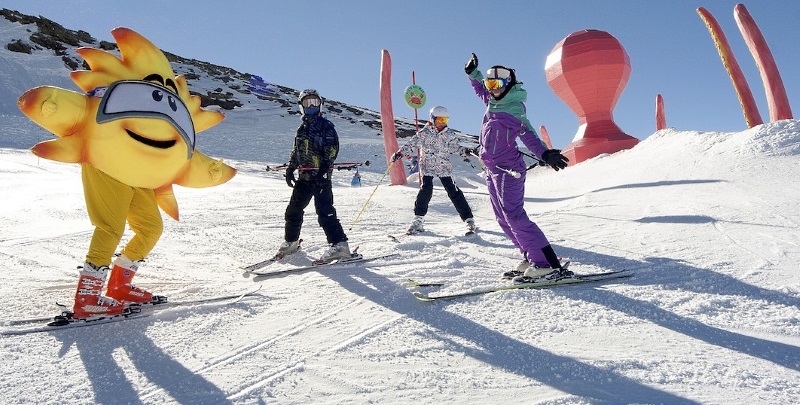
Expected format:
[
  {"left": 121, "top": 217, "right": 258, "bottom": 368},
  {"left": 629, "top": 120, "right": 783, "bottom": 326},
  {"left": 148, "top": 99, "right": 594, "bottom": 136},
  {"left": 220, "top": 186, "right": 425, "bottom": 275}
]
[
  {"left": 388, "top": 230, "right": 420, "bottom": 242},
  {"left": 388, "top": 229, "right": 474, "bottom": 242},
  {"left": 241, "top": 239, "right": 303, "bottom": 272},
  {"left": 409, "top": 267, "right": 623, "bottom": 290},
  {"left": 0, "top": 286, "right": 263, "bottom": 335},
  {"left": 409, "top": 270, "right": 633, "bottom": 301},
  {"left": 242, "top": 256, "right": 283, "bottom": 272},
  {"left": 246, "top": 253, "right": 398, "bottom": 277},
  {"left": 406, "top": 279, "right": 444, "bottom": 288}
]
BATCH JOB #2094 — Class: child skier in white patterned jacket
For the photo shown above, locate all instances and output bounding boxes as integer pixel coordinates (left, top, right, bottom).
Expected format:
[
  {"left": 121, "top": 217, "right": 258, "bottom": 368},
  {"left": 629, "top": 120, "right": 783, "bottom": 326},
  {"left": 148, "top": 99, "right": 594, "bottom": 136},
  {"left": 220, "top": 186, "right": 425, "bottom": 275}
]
[{"left": 392, "top": 106, "right": 476, "bottom": 235}]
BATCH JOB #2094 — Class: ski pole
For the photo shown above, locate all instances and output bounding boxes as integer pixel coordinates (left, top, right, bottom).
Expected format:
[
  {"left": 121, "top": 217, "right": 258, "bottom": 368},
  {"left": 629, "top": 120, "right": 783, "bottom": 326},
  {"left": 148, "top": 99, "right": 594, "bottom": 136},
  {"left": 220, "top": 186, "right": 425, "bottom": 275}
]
[
  {"left": 518, "top": 150, "right": 545, "bottom": 167},
  {"left": 265, "top": 160, "right": 371, "bottom": 172},
  {"left": 348, "top": 160, "right": 396, "bottom": 232},
  {"left": 496, "top": 166, "right": 522, "bottom": 179}
]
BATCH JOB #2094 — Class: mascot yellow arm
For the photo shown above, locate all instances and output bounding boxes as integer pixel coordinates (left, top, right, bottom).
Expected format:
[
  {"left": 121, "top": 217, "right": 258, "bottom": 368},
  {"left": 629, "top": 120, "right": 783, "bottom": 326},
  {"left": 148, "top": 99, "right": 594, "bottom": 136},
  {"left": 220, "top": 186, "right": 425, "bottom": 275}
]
[
  {"left": 175, "top": 150, "right": 237, "bottom": 188},
  {"left": 19, "top": 86, "right": 90, "bottom": 163},
  {"left": 156, "top": 152, "right": 236, "bottom": 221},
  {"left": 18, "top": 86, "right": 88, "bottom": 138}
]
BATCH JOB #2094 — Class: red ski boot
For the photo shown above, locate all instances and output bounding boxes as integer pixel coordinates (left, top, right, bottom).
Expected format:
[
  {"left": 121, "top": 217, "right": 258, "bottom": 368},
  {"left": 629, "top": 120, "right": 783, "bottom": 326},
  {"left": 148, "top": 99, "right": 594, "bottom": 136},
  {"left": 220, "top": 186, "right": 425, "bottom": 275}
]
[
  {"left": 106, "top": 255, "right": 167, "bottom": 304},
  {"left": 106, "top": 255, "right": 160, "bottom": 304},
  {"left": 72, "top": 262, "right": 125, "bottom": 320}
]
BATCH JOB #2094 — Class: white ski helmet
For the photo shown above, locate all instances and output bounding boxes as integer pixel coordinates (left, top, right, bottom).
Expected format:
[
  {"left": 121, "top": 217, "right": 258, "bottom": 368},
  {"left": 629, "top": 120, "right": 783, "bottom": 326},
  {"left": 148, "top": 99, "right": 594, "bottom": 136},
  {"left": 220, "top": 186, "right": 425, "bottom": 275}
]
[
  {"left": 429, "top": 105, "right": 449, "bottom": 120},
  {"left": 298, "top": 88, "right": 320, "bottom": 103},
  {"left": 298, "top": 88, "right": 323, "bottom": 115}
]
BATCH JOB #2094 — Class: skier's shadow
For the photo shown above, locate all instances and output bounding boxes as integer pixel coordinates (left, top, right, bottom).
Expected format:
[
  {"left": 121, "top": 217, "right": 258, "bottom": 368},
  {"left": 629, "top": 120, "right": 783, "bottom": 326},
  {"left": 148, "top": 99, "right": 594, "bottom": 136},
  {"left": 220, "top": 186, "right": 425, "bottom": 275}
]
[
  {"left": 556, "top": 246, "right": 800, "bottom": 372},
  {"left": 52, "top": 317, "right": 230, "bottom": 404},
  {"left": 323, "top": 265, "right": 695, "bottom": 404},
  {"left": 324, "top": 246, "right": 800, "bottom": 403}
]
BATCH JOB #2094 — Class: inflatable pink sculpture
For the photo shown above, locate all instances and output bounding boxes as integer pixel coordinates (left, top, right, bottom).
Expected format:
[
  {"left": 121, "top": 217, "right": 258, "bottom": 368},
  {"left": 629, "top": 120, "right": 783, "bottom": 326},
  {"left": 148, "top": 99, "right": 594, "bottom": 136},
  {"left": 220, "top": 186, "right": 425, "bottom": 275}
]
[{"left": 545, "top": 29, "right": 639, "bottom": 164}]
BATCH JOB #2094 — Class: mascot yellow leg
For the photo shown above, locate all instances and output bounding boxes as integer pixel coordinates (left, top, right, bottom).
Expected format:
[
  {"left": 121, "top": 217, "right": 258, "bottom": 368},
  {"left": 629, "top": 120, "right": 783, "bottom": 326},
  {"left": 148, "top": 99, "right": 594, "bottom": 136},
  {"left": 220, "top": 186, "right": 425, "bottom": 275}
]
[{"left": 76, "top": 164, "right": 164, "bottom": 316}]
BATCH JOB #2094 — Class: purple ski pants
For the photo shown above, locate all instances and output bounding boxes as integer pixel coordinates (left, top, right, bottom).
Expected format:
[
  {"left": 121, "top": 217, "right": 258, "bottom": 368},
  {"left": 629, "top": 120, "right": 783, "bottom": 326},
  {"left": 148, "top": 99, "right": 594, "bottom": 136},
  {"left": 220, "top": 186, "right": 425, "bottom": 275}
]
[{"left": 485, "top": 168, "right": 552, "bottom": 266}]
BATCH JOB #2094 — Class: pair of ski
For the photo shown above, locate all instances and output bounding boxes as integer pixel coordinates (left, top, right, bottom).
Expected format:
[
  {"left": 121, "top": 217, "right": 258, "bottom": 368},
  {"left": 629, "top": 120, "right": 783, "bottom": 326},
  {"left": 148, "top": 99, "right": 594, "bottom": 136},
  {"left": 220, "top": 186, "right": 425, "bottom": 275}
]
[
  {"left": 408, "top": 269, "right": 633, "bottom": 301},
  {"left": 388, "top": 228, "right": 476, "bottom": 243},
  {"left": 1, "top": 286, "right": 263, "bottom": 335},
  {"left": 242, "top": 246, "right": 398, "bottom": 277}
]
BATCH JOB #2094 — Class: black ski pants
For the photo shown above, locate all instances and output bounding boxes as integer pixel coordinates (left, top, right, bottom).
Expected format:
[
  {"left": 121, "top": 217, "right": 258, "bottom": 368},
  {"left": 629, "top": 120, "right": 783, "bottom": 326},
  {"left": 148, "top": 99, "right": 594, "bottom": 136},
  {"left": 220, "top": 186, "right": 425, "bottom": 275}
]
[
  {"left": 414, "top": 175, "right": 473, "bottom": 220},
  {"left": 284, "top": 178, "right": 347, "bottom": 244}
]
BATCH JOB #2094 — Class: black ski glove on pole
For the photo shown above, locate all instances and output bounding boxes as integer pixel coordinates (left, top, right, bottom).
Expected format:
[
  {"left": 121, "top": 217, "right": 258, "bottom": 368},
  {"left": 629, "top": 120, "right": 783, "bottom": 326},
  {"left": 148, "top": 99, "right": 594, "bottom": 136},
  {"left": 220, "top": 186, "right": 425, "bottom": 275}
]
[{"left": 542, "top": 149, "right": 569, "bottom": 171}]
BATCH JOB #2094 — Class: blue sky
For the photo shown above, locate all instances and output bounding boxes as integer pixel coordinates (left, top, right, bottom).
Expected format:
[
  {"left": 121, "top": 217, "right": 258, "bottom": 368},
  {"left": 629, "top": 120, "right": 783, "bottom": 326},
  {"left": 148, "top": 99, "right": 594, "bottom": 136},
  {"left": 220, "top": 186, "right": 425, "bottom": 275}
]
[{"left": 4, "top": 0, "right": 800, "bottom": 149}]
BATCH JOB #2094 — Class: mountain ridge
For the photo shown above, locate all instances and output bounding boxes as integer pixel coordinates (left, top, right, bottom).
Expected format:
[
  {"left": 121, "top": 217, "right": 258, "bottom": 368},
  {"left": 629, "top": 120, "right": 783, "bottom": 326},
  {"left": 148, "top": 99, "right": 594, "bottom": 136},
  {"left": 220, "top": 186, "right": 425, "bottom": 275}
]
[{"left": 0, "top": 7, "right": 435, "bottom": 139}]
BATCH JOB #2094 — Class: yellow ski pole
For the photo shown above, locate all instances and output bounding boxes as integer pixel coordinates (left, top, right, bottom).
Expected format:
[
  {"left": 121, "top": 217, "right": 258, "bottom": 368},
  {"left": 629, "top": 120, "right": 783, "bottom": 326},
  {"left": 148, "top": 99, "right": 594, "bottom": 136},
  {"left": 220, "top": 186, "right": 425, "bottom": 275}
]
[{"left": 348, "top": 160, "right": 397, "bottom": 232}]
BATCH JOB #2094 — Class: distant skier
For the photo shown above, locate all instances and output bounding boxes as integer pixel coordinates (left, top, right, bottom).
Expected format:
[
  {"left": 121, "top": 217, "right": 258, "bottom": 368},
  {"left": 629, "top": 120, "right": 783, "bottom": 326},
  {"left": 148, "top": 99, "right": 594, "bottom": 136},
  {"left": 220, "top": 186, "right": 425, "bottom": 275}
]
[
  {"left": 464, "top": 53, "right": 571, "bottom": 283},
  {"left": 391, "top": 106, "right": 477, "bottom": 235},
  {"left": 278, "top": 89, "right": 351, "bottom": 264}
]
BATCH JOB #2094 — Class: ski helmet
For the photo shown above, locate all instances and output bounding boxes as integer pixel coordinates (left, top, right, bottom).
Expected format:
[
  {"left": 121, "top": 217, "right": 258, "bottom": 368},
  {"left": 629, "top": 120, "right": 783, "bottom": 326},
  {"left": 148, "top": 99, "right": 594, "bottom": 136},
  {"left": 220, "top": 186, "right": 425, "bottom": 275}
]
[
  {"left": 298, "top": 88, "right": 323, "bottom": 115},
  {"left": 484, "top": 65, "right": 517, "bottom": 100},
  {"left": 485, "top": 66, "right": 516, "bottom": 86},
  {"left": 429, "top": 106, "right": 449, "bottom": 129},
  {"left": 429, "top": 105, "right": 449, "bottom": 120}
]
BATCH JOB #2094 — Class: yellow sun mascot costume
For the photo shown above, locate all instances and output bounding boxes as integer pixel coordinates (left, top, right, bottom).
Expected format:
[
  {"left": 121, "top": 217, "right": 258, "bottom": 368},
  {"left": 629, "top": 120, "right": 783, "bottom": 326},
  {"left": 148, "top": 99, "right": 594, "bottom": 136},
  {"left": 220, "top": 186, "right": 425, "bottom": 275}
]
[{"left": 18, "top": 28, "right": 237, "bottom": 320}]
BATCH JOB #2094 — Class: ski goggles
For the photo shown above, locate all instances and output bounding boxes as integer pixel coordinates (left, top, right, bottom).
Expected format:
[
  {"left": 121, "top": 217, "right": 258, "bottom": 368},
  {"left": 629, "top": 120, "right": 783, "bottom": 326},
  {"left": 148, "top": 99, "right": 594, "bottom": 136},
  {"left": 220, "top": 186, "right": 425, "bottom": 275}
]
[
  {"left": 484, "top": 66, "right": 513, "bottom": 90},
  {"left": 483, "top": 78, "right": 509, "bottom": 90},
  {"left": 433, "top": 116, "right": 449, "bottom": 125},
  {"left": 300, "top": 95, "right": 322, "bottom": 108},
  {"left": 89, "top": 80, "right": 196, "bottom": 159}
]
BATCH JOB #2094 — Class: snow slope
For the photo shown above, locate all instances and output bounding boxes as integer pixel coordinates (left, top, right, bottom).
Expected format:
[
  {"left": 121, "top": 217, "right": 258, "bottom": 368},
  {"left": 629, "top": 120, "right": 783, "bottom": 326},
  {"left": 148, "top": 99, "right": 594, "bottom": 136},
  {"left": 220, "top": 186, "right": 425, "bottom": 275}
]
[
  {"left": 2, "top": 119, "right": 800, "bottom": 404},
  {"left": 1, "top": 9, "right": 799, "bottom": 405}
]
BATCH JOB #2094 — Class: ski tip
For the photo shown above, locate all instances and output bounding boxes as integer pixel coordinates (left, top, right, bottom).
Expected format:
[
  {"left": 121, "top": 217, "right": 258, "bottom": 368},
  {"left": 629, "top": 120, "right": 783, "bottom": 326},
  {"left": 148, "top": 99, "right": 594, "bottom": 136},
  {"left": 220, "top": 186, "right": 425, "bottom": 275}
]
[
  {"left": 412, "top": 291, "right": 435, "bottom": 301},
  {"left": 406, "top": 279, "right": 444, "bottom": 288}
]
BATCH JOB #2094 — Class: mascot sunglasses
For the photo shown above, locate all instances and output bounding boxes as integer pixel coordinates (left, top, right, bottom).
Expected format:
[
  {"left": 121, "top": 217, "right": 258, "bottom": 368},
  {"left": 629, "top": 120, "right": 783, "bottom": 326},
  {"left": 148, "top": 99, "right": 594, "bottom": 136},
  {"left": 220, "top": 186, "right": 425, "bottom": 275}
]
[{"left": 88, "top": 80, "right": 196, "bottom": 158}]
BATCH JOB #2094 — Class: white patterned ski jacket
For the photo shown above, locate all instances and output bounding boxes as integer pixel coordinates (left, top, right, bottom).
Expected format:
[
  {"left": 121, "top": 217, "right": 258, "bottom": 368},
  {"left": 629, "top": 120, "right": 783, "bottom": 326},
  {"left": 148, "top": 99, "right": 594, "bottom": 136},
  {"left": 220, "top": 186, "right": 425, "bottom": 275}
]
[{"left": 397, "top": 124, "right": 468, "bottom": 178}]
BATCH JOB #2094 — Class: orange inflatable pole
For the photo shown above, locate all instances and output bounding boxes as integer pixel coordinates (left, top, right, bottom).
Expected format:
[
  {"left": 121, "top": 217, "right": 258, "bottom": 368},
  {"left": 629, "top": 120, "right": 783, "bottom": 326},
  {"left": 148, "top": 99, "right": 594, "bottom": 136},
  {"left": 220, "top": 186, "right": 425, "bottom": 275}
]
[
  {"left": 655, "top": 94, "right": 667, "bottom": 130},
  {"left": 379, "top": 49, "right": 407, "bottom": 185},
  {"left": 538, "top": 125, "right": 553, "bottom": 149},
  {"left": 697, "top": 7, "right": 763, "bottom": 128},
  {"left": 734, "top": 3, "right": 793, "bottom": 121}
]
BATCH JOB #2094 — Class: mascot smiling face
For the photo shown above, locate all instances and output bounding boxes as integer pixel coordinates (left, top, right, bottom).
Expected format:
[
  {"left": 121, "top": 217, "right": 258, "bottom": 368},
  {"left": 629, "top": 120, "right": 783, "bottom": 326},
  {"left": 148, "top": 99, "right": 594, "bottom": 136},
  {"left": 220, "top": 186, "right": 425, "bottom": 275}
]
[{"left": 18, "top": 27, "right": 235, "bottom": 220}]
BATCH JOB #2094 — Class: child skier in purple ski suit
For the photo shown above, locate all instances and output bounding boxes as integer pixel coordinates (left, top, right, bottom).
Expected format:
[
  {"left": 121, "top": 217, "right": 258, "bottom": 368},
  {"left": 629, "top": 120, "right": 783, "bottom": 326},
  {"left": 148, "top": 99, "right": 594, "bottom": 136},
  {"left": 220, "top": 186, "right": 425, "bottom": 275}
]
[{"left": 464, "top": 53, "right": 571, "bottom": 283}]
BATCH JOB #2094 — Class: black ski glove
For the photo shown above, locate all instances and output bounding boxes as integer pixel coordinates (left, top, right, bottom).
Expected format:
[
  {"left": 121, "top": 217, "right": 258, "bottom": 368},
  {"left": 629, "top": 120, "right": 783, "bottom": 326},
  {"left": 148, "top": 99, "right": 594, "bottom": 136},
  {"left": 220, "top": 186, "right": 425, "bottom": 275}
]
[
  {"left": 316, "top": 164, "right": 330, "bottom": 182},
  {"left": 285, "top": 166, "right": 296, "bottom": 188},
  {"left": 391, "top": 151, "right": 403, "bottom": 162},
  {"left": 542, "top": 149, "right": 569, "bottom": 171},
  {"left": 465, "top": 53, "right": 478, "bottom": 75}
]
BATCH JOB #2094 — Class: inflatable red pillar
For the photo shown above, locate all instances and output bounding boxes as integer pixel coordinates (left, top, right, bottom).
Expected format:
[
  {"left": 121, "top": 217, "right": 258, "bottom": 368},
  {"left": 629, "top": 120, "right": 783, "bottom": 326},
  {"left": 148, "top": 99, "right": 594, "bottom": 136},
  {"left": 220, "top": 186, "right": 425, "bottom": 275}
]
[
  {"left": 734, "top": 3, "right": 793, "bottom": 121},
  {"left": 379, "top": 49, "right": 407, "bottom": 185},
  {"left": 545, "top": 30, "right": 639, "bottom": 164},
  {"left": 655, "top": 94, "right": 667, "bottom": 131}
]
